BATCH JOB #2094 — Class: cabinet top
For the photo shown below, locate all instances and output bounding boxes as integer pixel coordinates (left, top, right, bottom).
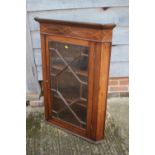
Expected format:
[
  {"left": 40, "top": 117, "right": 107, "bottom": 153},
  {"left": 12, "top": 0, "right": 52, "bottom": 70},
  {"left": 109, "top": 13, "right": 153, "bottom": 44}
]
[{"left": 34, "top": 17, "right": 116, "bottom": 30}]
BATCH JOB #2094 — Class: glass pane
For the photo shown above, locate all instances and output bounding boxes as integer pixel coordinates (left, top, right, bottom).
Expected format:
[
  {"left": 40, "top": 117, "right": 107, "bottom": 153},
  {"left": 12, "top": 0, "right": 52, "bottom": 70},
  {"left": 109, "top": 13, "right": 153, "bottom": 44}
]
[{"left": 49, "top": 41, "right": 88, "bottom": 128}]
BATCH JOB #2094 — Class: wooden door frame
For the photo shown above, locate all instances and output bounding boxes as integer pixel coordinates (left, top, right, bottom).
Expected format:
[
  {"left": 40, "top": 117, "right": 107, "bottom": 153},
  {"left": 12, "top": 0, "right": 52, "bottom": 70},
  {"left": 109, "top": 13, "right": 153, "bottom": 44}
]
[{"left": 41, "top": 34, "right": 95, "bottom": 138}]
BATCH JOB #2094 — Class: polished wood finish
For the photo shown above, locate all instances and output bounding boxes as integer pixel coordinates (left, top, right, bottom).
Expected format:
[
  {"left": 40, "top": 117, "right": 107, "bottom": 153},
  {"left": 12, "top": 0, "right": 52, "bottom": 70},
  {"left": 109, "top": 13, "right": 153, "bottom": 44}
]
[
  {"left": 34, "top": 17, "right": 116, "bottom": 29},
  {"left": 40, "top": 34, "right": 49, "bottom": 120},
  {"left": 91, "top": 43, "right": 112, "bottom": 141},
  {"left": 36, "top": 17, "right": 115, "bottom": 143},
  {"left": 35, "top": 18, "right": 115, "bottom": 43}
]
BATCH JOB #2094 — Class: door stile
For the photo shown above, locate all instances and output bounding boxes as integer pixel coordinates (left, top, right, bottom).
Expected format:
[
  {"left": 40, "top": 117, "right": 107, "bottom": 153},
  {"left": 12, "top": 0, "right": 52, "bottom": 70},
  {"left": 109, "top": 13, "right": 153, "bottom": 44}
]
[
  {"left": 45, "top": 36, "right": 53, "bottom": 118},
  {"left": 86, "top": 42, "right": 95, "bottom": 137}
]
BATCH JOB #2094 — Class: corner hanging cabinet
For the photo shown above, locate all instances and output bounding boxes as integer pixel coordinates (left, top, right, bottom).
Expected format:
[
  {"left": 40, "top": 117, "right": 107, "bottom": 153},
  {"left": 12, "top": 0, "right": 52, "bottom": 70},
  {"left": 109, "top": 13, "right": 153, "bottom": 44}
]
[{"left": 35, "top": 17, "right": 116, "bottom": 143}]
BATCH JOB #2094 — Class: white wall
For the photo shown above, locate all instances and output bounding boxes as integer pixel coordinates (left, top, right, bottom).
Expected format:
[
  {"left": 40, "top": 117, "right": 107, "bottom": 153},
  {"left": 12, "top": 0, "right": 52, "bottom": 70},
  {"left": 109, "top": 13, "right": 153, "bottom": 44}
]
[{"left": 27, "top": 0, "right": 129, "bottom": 81}]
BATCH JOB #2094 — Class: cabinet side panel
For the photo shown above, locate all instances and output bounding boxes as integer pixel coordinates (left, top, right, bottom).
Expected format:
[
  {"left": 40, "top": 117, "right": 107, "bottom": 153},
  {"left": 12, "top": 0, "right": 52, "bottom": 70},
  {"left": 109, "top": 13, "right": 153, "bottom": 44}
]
[
  {"left": 41, "top": 34, "right": 49, "bottom": 119},
  {"left": 91, "top": 42, "right": 111, "bottom": 141},
  {"left": 97, "top": 43, "right": 111, "bottom": 139},
  {"left": 91, "top": 43, "right": 101, "bottom": 140}
]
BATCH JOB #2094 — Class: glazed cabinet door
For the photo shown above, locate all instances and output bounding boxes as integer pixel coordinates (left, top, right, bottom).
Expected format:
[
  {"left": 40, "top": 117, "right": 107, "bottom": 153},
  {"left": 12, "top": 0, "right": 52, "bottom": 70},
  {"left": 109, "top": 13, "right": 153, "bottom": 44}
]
[{"left": 45, "top": 35, "right": 94, "bottom": 136}]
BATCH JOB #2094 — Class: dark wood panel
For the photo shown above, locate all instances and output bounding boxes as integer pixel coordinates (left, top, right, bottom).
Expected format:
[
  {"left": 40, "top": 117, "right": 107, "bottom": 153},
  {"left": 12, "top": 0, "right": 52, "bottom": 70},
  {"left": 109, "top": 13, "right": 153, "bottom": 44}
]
[
  {"left": 34, "top": 18, "right": 115, "bottom": 43},
  {"left": 40, "top": 34, "right": 49, "bottom": 120},
  {"left": 40, "top": 24, "right": 113, "bottom": 42},
  {"left": 86, "top": 42, "right": 95, "bottom": 137},
  {"left": 91, "top": 42, "right": 112, "bottom": 141}
]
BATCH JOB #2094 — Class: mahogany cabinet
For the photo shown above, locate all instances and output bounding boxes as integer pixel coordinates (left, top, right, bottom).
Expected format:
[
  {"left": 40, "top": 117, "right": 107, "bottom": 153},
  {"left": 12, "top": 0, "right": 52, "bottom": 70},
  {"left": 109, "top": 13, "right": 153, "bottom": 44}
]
[{"left": 35, "top": 17, "right": 115, "bottom": 143}]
